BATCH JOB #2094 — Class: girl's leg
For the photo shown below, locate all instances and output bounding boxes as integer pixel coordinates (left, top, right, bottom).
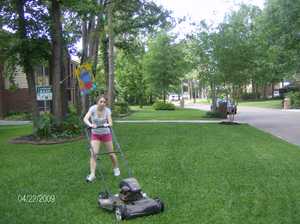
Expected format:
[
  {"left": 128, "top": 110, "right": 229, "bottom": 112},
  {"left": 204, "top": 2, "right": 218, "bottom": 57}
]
[
  {"left": 90, "top": 140, "right": 101, "bottom": 176},
  {"left": 104, "top": 141, "right": 119, "bottom": 169}
]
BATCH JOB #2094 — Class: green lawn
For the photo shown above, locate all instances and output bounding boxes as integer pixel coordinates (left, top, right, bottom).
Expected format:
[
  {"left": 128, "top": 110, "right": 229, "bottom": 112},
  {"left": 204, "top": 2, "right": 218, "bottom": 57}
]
[
  {"left": 1, "top": 124, "right": 300, "bottom": 224},
  {"left": 122, "top": 106, "right": 208, "bottom": 120},
  {"left": 194, "top": 98, "right": 211, "bottom": 104},
  {"left": 238, "top": 99, "right": 283, "bottom": 109}
]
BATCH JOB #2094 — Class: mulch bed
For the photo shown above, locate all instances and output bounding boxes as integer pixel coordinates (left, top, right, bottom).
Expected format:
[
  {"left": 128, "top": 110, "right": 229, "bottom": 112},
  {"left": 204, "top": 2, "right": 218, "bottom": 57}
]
[
  {"left": 219, "top": 121, "right": 241, "bottom": 125},
  {"left": 9, "top": 134, "right": 84, "bottom": 145}
]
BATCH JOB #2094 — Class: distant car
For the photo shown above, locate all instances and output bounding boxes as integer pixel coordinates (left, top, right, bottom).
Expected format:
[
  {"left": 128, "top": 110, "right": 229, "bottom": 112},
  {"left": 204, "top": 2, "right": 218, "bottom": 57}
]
[
  {"left": 212, "top": 98, "right": 237, "bottom": 114},
  {"left": 273, "top": 90, "right": 280, "bottom": 97},
  {"left": 182, "top": 93, "right": 189, "bottom": 99},
  {"left": 168, "top": 94, "right": 180, "bottom": 101}
]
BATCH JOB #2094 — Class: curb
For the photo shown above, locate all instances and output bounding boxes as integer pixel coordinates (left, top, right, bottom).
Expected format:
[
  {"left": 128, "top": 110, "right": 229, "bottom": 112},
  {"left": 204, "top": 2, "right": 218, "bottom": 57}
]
[
  {"left": 115, "top": 120, "right": 225, "bottom": 124},
  {"left": 0, "top": 120, "right": 32, "bottom": 126}
]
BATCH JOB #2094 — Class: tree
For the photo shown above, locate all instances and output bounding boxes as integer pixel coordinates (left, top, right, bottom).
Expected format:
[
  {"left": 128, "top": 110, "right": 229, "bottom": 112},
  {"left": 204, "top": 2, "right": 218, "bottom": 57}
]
[
  {"left": 101, "top": 0, "right": 171, "bottom": 106},
  {"left": 188, "top": 21, "right": 221, "bottom": 111},
  {"left": 143, "top": 31, "right": 185, "bottom": 102},
  {"left": 264, "top": 0, "right": 300, "bottom": 56},
  {"left": 115, "top": 43, "right": 146, "bottom": 106},
  {"left": 261, "top": 0, "right": 300, "bottom": 82},
  {"left": 50, "top": 0, "right": 64, "bottom": 123},
  {"left": 213, "top": 5, "right": 261, "bottom": 100},
  {"left": 67, "top": 0, "right": 171, "bottom": 109}
]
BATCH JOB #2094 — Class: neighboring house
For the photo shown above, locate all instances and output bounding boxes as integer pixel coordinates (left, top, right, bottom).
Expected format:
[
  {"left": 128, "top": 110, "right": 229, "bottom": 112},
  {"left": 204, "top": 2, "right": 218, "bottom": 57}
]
[
  {"left": 245, "top": 82, "right": 284, "bottom": 98},
  {"left": 0, "top": 59, "right": 79, "bottom": 117}
]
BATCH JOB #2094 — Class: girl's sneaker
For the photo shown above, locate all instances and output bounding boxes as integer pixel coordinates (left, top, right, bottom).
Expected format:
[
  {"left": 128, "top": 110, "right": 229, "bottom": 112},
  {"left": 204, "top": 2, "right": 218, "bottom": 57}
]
[
  {"left": 86, "top": 174, "right": 96, "bottom": 182},
  {"left": 113, "top": 168, "right": 120, "bottom": 177}
]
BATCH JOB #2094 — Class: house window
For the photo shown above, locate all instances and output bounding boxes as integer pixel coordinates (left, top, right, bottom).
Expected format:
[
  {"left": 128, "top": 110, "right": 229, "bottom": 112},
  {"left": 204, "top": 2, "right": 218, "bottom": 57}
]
[{"left": 35, "top": 65, "right": 44, "bottom": 86}]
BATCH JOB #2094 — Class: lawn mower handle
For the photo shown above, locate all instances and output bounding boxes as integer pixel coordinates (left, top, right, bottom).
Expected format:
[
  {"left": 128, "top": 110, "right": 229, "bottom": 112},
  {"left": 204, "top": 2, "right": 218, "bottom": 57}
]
[{"left": 87, "top": 125, "right": 109, "bottom": 129}]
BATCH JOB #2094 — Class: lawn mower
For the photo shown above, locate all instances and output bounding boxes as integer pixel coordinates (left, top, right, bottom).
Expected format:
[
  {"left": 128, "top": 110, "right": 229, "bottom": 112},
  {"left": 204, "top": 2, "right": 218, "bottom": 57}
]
[{"left": 85, "top": 126, "right": 164, "bottom": 221}]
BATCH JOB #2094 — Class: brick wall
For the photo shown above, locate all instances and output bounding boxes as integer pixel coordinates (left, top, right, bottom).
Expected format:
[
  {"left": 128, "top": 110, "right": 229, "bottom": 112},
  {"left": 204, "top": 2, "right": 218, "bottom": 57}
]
[
  {"left": 1, "top": 88, "right": 33, "bottom": 115},
  {"left": 0, "top": 90, "right": 5, "bottom": 117},
  {"left": 0, "top": 59, "right": 80, "bottom": 117}
]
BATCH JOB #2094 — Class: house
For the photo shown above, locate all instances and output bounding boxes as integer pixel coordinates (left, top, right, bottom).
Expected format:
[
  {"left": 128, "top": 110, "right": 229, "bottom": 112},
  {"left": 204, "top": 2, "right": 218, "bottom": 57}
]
[{"left": 0, "top": 59, "right": 79, "bottom": 117}]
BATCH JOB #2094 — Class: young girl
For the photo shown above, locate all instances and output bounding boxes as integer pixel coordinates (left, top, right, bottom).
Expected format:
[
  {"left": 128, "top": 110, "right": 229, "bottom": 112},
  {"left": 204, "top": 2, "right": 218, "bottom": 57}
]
[{"left": 83, "top": 95, "right": 120, "bottom": 182}]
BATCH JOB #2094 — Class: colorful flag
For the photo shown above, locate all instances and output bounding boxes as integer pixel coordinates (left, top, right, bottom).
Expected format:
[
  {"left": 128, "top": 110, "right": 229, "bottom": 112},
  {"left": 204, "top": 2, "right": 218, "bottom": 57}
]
[{"left": 74, "top": 63, "right": 96, "bottom": 95}]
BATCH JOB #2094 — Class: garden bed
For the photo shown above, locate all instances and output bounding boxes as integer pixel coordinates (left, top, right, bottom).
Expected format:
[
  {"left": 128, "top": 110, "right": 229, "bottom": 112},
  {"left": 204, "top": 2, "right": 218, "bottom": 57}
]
[{"left": 9, "top": 134, "right": 83, "bottom": 145}]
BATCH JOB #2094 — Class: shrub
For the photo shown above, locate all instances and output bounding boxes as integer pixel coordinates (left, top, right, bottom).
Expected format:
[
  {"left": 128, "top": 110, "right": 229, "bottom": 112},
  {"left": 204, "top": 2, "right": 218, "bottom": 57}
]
[
  {"left": 5, "top": 112, "right": 32, "bottom": 120},
  {"left": 286, "top": 91, "right": 300, "bottom": 108},
  {"left": 33, "top": 105, "right": 83, "bottom": 139},
  {"left": 153, "top": 101, "right": 175, "bottom": 110},
  {"left": 112, "top": 101, "right": 130, "bottom": 116},
  {"left": 61, "top": 105, "right": 83, "bottom": 136},
  {"left": 33, "top": 112, "right": 53, "bottom": 138},
  {"left": 240, "top": 92, "right": 260, "bottom": 100}
]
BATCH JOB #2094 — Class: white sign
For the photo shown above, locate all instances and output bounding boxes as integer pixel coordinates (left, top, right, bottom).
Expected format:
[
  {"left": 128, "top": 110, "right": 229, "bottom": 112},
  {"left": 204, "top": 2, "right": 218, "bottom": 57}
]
[{"left": 36, "top": 86, "right": 52, "bottom": 101}]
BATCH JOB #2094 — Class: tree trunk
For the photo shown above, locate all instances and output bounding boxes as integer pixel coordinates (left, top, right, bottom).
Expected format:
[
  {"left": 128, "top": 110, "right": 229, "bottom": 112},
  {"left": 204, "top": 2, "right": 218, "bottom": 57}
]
[
  {"left": 48, "top": 58, "right": 53, "bottom": 113},
  {"left": 210, "top": 81, "right": 217, "bottom": 112},
  {"left": 107, "top": 2, "right": 115, "bottom": 107},
  {"left": 188, "top": 80, "right": 192, "bottom": 99},
  {"left": 255, "top": 83, "right": 259, "bottom": 99},
  {"left": 16, "top": 0, "right": 39, "bottom": 128},
  {"left": 163, "top": 89, "right": 166, "bottom": 103},
  {"left": 199, "top": 81, "right": 203, "bottom": 99},
  {"left": 192, "top": 80, "right": 196, "bottom": 103},
  {"left": 89, "top": 12, "right": 104, "bottom": 105},
  {"left": 61, "top": 48, "right": 70, "bottom": 115},
  {"left": 81, "top": 20, "right": 88, "bottom": 62},
  {"left": 263, "top": 83, "right": 267, "bottom": 99},
  {"left": 149, "top": 94, "right": 153, "bottom": 104},
  {"left": 91, "top": 12, "right": 103, "bottom": 72},
  {"left": 75, "top": 80, "right": 81, "bottom": 115},
  {"left": 80, "top": 20, "right": 90, "bottom": 114},
  {"left": 101, "top": 36, "right": 109, "bottom": 89},
  {"left": 0, "top": 60, "right": 5, "bottom": 118},
  {"left": 26, "top": 68, "right": 39, "bottom": 120},
  {"left": 50, "top": 0, "right": 64, "bottom": 124},
  {"left": 139, "top": 92, "right": 143, "bottom": 108}
]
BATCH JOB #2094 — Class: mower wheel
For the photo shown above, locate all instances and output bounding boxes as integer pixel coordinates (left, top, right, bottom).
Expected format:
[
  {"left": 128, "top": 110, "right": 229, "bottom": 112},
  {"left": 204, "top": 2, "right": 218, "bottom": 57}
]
[
  {"left": 155, "top": 198, "right": 165, "bottom": 212},
  {"left": 99, "top": 192, "right": 109, "bottom": 199},
  {"left": 115, "top": 205, "right": 126, "bottom": 221}
]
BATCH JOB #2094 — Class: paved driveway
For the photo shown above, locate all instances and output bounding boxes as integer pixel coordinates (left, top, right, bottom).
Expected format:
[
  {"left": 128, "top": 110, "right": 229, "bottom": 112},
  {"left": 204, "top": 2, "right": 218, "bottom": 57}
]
[
  {"left": 184, "top": 103, "right": 300, "bottom": 147},
  {"left": 235, "top": 107, "right": 300, "bottom": 146}
]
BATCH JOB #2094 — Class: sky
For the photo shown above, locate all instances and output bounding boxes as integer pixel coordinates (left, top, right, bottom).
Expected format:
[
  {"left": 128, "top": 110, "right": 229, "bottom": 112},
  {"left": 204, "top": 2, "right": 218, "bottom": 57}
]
[{"left": 154, "top": 0, "right": 265, "bottom": 36}]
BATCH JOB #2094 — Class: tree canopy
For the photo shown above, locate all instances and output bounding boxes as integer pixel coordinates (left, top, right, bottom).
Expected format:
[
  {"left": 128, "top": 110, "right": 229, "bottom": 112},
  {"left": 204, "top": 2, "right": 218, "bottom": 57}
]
[{"left": 1, "top": 0, "right": 300, "bottom": 121}]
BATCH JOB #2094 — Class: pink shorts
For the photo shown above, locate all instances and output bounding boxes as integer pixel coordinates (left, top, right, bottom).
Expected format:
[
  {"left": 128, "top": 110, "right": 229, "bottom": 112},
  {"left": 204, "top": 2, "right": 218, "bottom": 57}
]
[{"left": 91, "top": 133, "right": 112, "bottom": 142}]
